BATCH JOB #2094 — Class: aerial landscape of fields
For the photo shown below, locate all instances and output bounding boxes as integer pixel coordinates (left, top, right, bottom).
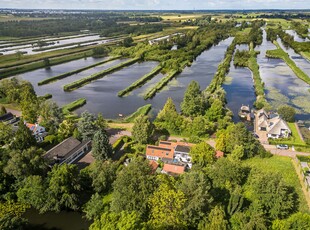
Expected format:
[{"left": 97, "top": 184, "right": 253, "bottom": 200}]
[{"left": 0, "top": 0, "right": 310, "bottom": 229}]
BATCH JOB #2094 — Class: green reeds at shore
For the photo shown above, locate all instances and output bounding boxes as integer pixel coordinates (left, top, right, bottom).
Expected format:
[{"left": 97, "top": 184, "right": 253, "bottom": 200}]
[{"left": 63, "top": 57, "right": 140, "bottom": 92}]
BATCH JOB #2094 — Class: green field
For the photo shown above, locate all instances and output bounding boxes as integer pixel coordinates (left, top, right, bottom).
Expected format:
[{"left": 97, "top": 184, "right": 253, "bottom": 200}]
[{"left": 243, "top": 156, "right": 309, "bottom": 213}]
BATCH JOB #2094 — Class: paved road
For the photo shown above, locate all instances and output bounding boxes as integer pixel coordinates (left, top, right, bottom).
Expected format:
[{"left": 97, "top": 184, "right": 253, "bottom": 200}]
[{"left": 263, "top": 144, "right": 310, "bottom": 157}]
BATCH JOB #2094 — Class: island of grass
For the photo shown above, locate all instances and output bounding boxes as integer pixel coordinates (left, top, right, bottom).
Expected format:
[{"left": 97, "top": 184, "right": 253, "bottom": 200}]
[
  {"left": 63, "top": 57, "right": 140, "bottom": 91},
  {"left": 38, "top": 56, "right": 120, "bottom": 86},
  {"left": 62, "top": 98, "right": 86, "bottom": 115},
  {"left": 266, "top": 41, "right": 310, "bottom": 85},
  {"left": 233, "top": 42, "right": 269, "bottom": 109},
  {"left": 123, "top": 104, "right": 152, "bottom": 122},
  {"left": 143, "top": 70, "right": 179, "bottom": 100},
  {"left": 118, "top": 65, "right": 162, "bottom": 97}
]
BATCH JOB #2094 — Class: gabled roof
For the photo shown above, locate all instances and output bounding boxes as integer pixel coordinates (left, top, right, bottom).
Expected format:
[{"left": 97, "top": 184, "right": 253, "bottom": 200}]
[
  {"left": 163, "top": 163, "right": 185, "bottom": 175},
  {"left": 268, "top": 118, "right": 291, "bottom": 135}
]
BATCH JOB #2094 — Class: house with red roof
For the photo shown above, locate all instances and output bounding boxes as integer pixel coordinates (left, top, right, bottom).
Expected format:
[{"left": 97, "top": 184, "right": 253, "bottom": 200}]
[
  {"left": 25, "top": 122, "right": 47, "bottom": 142},
  {"left": 162, "top": 163, "right": 186, "bottom": 175}
]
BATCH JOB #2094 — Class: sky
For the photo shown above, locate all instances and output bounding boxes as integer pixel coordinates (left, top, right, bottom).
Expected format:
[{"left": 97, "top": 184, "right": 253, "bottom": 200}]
[{"left": 0, "top": 0, "right": 309, "bottom": 10}]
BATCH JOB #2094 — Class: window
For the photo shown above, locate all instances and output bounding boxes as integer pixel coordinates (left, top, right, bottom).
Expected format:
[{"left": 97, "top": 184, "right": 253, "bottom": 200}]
[{"left": 166, "top": 152, "right": 169, "bottom": 156}]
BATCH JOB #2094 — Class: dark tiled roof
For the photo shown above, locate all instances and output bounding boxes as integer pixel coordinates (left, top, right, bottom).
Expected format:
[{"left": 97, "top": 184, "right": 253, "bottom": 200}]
[
  {"left": 44, "top": 137, "right": 82, "bottom": 161},
  {"left": 175, "top": 145, "right": 191, "bottom": 153}
]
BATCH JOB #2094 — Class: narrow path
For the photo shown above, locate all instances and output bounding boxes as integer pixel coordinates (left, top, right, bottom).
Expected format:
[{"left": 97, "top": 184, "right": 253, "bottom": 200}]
[
  {"left": 292, "top": 159, "right": 310, "bottom": 210},
  {"left": 295, "top": 122, "right": 305, "bottom": 142}
]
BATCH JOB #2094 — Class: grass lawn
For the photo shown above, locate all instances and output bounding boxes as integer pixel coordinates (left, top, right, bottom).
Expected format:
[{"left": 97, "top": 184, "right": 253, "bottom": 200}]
[
  {"left": 243, "top": 156, "right": 309, "bottom": 213},
  {"left": 269, "top": 123, "right": 310, "bottom": 152}
]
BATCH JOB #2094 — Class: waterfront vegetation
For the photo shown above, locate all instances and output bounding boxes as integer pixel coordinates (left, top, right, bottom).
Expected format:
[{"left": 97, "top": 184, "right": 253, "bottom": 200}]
[
  {"left": 63, "top": 57, "right": 140, "bottom": 91},
  {"left": 266, "top": 41, "right": 310, "bottom": 85},
  {"left": 234, "top": 42, "right": 269, "bottom": 109},
  {"left": 62, "top": 98, "right": 87, "bottom": 115},
  {"left": 143, "top": 70, "right": 179, "bottom": 99},
  {"left": 0, "top": 49, "right": 95, "bottom": 79},
  {"left": 123, "top": 104, "right": 152, "bottom": 122},
  {"left": 38, "top": 56, "right": 121, "bottom": 86},
  {"left": 118, "top": 65, "right": 162, "bottom": 97}
]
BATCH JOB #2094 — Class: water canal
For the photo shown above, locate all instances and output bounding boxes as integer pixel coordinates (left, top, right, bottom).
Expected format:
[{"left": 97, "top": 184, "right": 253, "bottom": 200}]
[
  {"left": 223, "top": 44, "right": 256, "bottom": 123},
  {"left": 257, "top": 29, "right": 310, "bottom": 121},
  {"left": 17, "top": 37, "right": 234, "bottom": 119}
]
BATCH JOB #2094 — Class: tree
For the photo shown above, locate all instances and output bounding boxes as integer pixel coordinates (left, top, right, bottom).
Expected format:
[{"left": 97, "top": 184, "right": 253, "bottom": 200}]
[
  {"left": 77, "top": 111, "right": 99, "bottom": 141},
  {"left": 111, "top": 157, "right": 155, "bottom": 215},
  {"left": 198, "top": 206, "right": 228, "bottom": 230},
  {"left": 0, "top": 201, "right": 28, "bottom": 230},
  {"left": 4, "top": 147, "right": 47, "bottom": 180},
  {"left": 278, "top": 105, "right": 296, "bottom": 122},
  {"left": 148, "top": 178, "right": 187, "bottom": 229},
  {"left": 205, "top": 98, "right": 224, "bottom": 122},
  {"left": 215, "top": 123, "right": 268, "bottom": 159},
  {"left": 190, "top": 142, "right": 215, "bottom": 167},
  {"left": 272, "top": 212, "right": 310, "bottom": 230},
  {"left": 132, "top": 115, "right": 154, "bottom": 144},
  {"left": 41, "top": 164, "right": 81, "bottom": 213},
  {"left": 39, "top": 100, "right": 63, "bottom": 129},
  {"left": 17, "top": 175, "right": 46, "bottom": 211},
  {"left": 177, "top": 171, "right": 213, "bottom": 228},
  {"left": 58, "top": 119, "right": 76, "bottom": 139},
  {"left": 181, "top": 81, "right": 205, "bottom": 117},
  {"left": 20, "top": 82, "right": 38, "bottom": 123},
  {"left": 0, "top": 122, "right": 13, "bottom": 145},
  {"left": 247, "top": 170, "right": 298, "bottom": 220},
  {"left": 90, "top": 211, "right": 143, "bottom": 230},
  {"left": 92, "top": 130, "right": 112, "bottom": 161},
  {"left": 123, "top": 37, "right": 134, "bottom": 47},
  {"left": 0, "top": 106, "right": 6, "bottom": 116},
  {"left": 156, "top": 97, "right": 183, "bottom": 134},
  {"left": 89, "top": 160, "right": 118, "bottom": 194},
  {"left": 11, "top": 120, "right": 36, "bottom": 150},
  {"left": 210, "top": 158, "right": 247, "bottom": 191},
  {"left": 95, "top": 113, "right": 107, "bottom": 130}
]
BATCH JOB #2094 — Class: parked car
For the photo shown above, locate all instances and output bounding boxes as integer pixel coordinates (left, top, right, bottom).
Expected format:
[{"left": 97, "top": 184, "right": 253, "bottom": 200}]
[{"left": 276, "top": 144, "right": 289, "bottom": 150}]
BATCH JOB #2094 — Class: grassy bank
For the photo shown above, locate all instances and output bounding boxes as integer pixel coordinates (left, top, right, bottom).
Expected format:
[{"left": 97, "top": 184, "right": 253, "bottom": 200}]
[
  {"left": 143, "top": 70, "right": 179, "bottom": 100},
  {"left": 63, "top": 57, "right": 140, "bottom": 91},
  {"left": 62, "top": 98, "right": 87, "bottom": 114},
  {"left": 247, "top": 42, "right": 269, "bottom": 108},
  {"left": 38, "top": 56, "right": 120, "bottom": 86},
  {"left": 206, "top": 38, "right": 236, "bottom": 93},
  {"left": 0, "top": 43, "right": 97, "bottom": 68},
  {"left": 118, "top": 65, "right": 162, "bottom": 97},
  {"left": 266, "top": 41, "right": 310, "bottom": 85},
  {"left": 243, "top": 155, "right": 309, "bottom": 213},
  {"left": 38, "top": 94, "right": 52, "bottom": 100},
  {"left": 124, "top": 104, "right": 152, "bottom": 122},
  {"left": 0, "top": 49, "right": 95, "bottom": 79}
]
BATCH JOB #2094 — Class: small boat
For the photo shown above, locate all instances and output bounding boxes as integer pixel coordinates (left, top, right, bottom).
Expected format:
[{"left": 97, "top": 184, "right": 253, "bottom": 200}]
[
  {"left": 238, "top": 105, "right": 251, "bottom": 119},
  {"left": 118, "top": 114, "right": 123, "bottom": 117}
]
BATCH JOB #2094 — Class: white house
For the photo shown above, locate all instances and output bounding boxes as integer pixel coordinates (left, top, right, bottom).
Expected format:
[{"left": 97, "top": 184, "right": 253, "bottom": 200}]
[{"left": 256, "top": 109, "right": 291, "bottom": 139}]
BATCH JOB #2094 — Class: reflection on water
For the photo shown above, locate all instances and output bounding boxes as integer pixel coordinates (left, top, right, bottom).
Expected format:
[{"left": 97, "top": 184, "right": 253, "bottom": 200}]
[
  {"left": 223, "top": 44, "right": 256, "bottom": 123},
  {"left": 285, "top": 30, "right": 309, "bottom": 42},
  {"left": 257, "top": 29, "right": 310, "bottom": 121},
  {"left": 24, "top": 208, "right": 90, "bottom": 230}
]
